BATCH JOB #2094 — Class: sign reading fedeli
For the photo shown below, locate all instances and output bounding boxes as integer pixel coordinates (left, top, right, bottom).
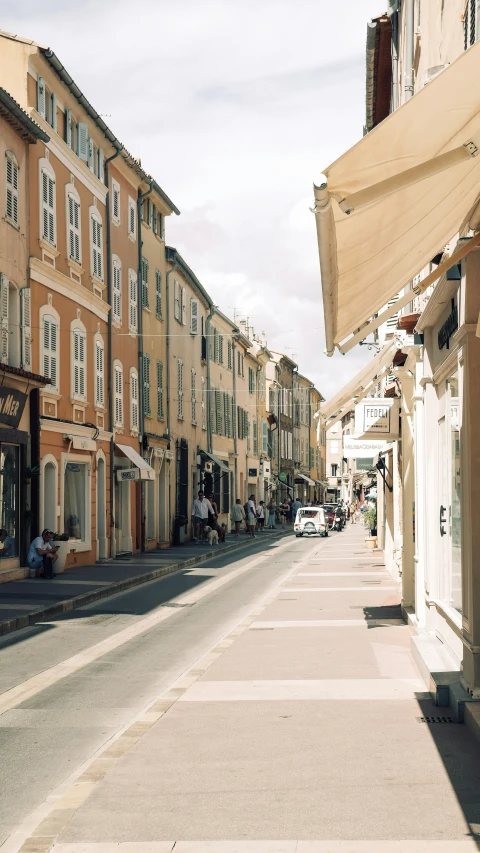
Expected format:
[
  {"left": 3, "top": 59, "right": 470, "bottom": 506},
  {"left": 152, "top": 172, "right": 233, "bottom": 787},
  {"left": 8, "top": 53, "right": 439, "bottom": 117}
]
[
  {"left": 354, "top": 397, "right": 399, "bottom": 439},
  {"left": 343, "top": 436, "right": 389, "bottom": 459},
  {"left": 0, "top": 387, "right": 27, "bottom": 428}
]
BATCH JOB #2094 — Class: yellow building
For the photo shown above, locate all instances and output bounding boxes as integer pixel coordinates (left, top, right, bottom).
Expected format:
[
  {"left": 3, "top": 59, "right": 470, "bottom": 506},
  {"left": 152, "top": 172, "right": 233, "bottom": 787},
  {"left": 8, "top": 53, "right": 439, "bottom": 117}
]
[{"left": 206, "top": 308, "right": 236, "bottom": 526}]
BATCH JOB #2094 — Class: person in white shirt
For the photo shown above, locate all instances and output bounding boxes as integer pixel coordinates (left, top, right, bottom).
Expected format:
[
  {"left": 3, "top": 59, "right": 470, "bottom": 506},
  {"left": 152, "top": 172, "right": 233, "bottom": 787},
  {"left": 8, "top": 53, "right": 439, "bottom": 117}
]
[
  {"left": 27, "top": 529, "right": 59, "bottom": 578},
  {"left": 247, "top": 494, "right": 257, "bottom": 539},
  {"left": 191, "top": 491, "right": 214, "bottom": 542}
]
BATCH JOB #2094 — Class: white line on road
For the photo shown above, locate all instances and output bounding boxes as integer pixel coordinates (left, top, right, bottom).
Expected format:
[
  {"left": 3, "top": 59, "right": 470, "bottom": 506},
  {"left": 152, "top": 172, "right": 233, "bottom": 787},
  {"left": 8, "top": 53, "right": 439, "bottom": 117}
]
[
  {"left": 296, "top": 572, "right": 389, "bottom": 577},
  {"left": 49, "top": 842, "right": 480, "bottom": 853},
  {"left": 283, "top": 586, "right": 399, "bottom": 592}
]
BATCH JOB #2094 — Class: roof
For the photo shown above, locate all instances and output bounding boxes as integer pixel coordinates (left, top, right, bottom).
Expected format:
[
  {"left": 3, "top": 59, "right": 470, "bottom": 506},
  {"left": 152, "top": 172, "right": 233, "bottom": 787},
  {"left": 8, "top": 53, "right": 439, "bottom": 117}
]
[
  {"left": 0, "top": 87, "right": 50, "bottom": 143},
  {"left": 165, "top": 247, "right": 213, "bottom": 307},
  {"left": 0, "top": 363, "right": 49, "bottom": 385},
  {"left": 269, "top": 350, "right": 298, "bottom": 370}
]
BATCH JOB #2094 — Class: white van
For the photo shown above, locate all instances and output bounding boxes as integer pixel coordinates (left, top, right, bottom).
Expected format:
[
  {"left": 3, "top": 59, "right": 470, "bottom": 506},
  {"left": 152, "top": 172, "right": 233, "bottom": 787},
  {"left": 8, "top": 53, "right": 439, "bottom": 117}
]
[{"left": 294, "top": 507, "right": 328, "bottom": 537}]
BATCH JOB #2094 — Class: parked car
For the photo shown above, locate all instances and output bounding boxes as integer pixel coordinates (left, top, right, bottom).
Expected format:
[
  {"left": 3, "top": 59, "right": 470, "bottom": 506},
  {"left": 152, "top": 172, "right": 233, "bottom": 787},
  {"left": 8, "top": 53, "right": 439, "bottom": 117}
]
[{"left": 294, "top": 507, "right": 328, "bottom": 537}]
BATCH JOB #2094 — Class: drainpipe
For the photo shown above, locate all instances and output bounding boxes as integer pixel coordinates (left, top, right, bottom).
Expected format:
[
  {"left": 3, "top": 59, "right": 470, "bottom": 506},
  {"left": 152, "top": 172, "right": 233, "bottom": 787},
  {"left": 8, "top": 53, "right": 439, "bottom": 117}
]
[
  {"left": 104, "top": 145, "right": 121, "bottom": 560},
  {"left": 404, "top": 0, "right": 415, "bottom": 101},
  {"left": 206, "top": 305, "right": 215, "bottom": 454},
  {"left": 137, "top": 181, "right": 153, "bottom": 552},
  {"left": 166, "top": 259, "right": 177, "bottom": 539},
  {"left": 232, "top": 336, "right": 238, "bottom": 501}
]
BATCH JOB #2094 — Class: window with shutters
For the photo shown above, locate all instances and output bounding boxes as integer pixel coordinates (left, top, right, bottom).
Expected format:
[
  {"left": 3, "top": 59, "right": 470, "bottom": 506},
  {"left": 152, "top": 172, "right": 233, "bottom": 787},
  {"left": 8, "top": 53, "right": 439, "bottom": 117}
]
[
  {"left": 0, "top": 275, "right": 8, "bottom": 365},
  {"left": 42, "top": 313, "right": 59, "bottom": 391},
  {"left": 174, "top": 279, "right": 181, "bottom": 322},
  {"left": 262, "top": 420, "right": 268, "bottom": 454},
  {"left": 241, "top": 354, "right": 244, "bottom": 377},
  {"left": 248, "top": 366, "right": 255, "bottom": 394},
  {"left": 245, "top": 411, "right": 250, "bottom": 452},
  {"left": 77, "top": 122, "right": 89, "bottom": 162},
  {"left": 191, "top": 369, "right": 197, "bottom": 424},
  {"left": 130, "top": 368, "right": 139, "bottom": 432},
  {"left": 72, "top": 326, "right": 86, "bottom": 401},
  {"left": 253, "top": 420, "right": 258, "bottom": 455},
  {"left": 464, "top": 0, "right": 480, "bottom": 48},
  {"left": 213, "top": 328, "right": 218, "bottom": 362},
  {"left": 215, "top": 389, "right": 223, "bottom": 435},
  {"left": 90, "top": 212, "right": 103, "bottom": 281},
  {"left": 181, "top": 287, "right": 187, "bottom": 326},
  {"left": 143, "top": 353, "right": 151, "bottom": 417},
  {"left": 155, "top": 270, "right": 162, "bottom": 318},
  {"left": 37, "top": 76, "right": 46, "bottom": 118},
  {"left": 6, "top": 153, "right": 19, "bottom": 226},
  {"left": 128, "top": 269, "right": 137, "bottom": 333},
  {"left": 20, "top": 287, "right": 32, "bottom": 371},
  {"left": 227, "top": 340, "right": 233, "bottom": 370},
  {"left": 201, "top": 376, "right": 206, "bottom": 430},
  {"left": 177, "top": 359, "right": 184, "bottom": 420},
  {"left": 94, "top": 337, "right": 104, "bottom": 408},
  {"left": 112, "top": 180, "right": 120, "bottom": 224},
  {"left": 114, "top": 362, "right": 123, "bottom": 427},
  {"left": 40, "top": 164, "right": 56, "bottom": 246},
  {"left": 152, "top": 204, "right": 158, "bottom": 235},
  {"left": 218, "top": 334, "right": 224, "bottom": 364},
  {"left": 190, "top": 298, "right": 199, "bottom": 334},
  {"left": 96, "top": 148, "right": 104, "bottom": 183},
  {"left": 66, "top": 188, "right": 81, "bottom": 264},
  {"left": 112, "top": 258, "right": 121, "bottom": 323},
  {"left": 128, "top": 197, "right": 136, "bottom": 240},
  {"left": 156, "top": 360, "right": 164, "bottom": 419},
  {"left": 141, "top": 257, "right": 149, "bottom": 307},
  {"left": 209, "top": 325, "right": 215, "bottom": 360}
]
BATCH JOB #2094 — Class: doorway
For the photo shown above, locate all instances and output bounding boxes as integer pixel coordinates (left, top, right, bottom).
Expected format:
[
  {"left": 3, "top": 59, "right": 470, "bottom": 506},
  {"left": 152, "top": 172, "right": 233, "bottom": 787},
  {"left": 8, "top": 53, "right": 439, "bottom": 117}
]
[{"left": 97, "top": 456, "right": 107, "bottom": 560}]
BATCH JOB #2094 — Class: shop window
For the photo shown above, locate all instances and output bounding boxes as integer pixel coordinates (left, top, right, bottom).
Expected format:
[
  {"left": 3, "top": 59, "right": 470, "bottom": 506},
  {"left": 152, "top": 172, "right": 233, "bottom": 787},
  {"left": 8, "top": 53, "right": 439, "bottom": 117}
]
[
  {"left": 448, "top": 372, "right": 462, "bottom": 613},
  {"left": 0, "top": 444, "right": 19, "bottom": 559},
  {"left": 64, "top": 461, "right": 87, "bottom": 541},
  {"left": 43, "top": 459, "right": 57, "bottom": 532}
]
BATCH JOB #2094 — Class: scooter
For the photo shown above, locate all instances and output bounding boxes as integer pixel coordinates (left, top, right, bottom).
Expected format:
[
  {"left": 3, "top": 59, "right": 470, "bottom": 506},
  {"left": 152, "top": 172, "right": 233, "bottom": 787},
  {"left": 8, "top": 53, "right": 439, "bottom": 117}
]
[{"left": 334, "top": 506, "right": 346, "bottom": 531}]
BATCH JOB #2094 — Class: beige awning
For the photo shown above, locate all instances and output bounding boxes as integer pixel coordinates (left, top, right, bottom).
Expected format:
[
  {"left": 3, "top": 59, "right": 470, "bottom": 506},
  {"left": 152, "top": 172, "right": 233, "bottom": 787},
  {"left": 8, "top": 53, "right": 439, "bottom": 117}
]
[
  {"left": 295, "top": 472, "right": 316, "bottom": 486},
  {"left": 318, "top": 340, "right": 398, "bottom": 427},
  {"left": 115, "top": 443, "right": 155, "bottom": 480},
  {"left": 314, "top": 40, "right": 480, "bottom": 355}
]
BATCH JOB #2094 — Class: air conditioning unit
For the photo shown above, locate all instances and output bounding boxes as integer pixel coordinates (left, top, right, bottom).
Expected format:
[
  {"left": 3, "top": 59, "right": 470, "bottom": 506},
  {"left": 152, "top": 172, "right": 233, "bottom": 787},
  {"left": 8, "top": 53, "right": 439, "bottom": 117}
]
[{"left": 204, "top": 461, "right": 213, "bottom": 473}]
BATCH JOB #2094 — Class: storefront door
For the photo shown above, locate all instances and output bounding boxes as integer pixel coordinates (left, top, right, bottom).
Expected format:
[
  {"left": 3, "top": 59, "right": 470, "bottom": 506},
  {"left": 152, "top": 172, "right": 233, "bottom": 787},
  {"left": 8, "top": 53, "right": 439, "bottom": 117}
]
[{"left": 0, "top": 443, "right": 19, "bottom": 561}]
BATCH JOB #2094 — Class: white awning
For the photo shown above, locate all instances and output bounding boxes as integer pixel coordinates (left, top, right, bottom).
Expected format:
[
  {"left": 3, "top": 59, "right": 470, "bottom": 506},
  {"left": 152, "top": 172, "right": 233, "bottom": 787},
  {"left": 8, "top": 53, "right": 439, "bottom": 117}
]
[
  {"left": 313, "top": 40, "right": 480, "bottom": 355},
  {"left": 115, "top": 443, "right": 155, "bottom": 480},
  {"left": 295, "top": 472, "right": 316, "bottom": 486},
  {"left": 201, "top": 450, "right": 229, "bottom": 473},
  {"left": 318, "top": 340, "right": 398, "bottom": 426}
]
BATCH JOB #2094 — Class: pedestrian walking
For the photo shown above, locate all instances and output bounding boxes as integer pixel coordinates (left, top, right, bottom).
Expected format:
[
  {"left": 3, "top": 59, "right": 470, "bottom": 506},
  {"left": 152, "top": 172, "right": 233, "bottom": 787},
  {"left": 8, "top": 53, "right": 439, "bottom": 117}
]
[
  {"left": 267, "top": 498, "right": 276, "bottom": 528},
  {"left": 350, "top": 501, "right": 357, "bottom": 524},
  {"left": 257, "top": 501, "right": 265, "bottom": 530},
  {"left": 27, "top": 529, "right": 59, "bottom": 578},
  {"left": 191, "top": 491, "right": 214, "bottom": 542},
  {"left": 292, "top": 497, "right": 302, "bottom": 519},
  {"left": 247, "top": 494, "right": 257, "bottom": 538},
  {"left": 230, "top": 498, "right": 246, "bottom": 536}
]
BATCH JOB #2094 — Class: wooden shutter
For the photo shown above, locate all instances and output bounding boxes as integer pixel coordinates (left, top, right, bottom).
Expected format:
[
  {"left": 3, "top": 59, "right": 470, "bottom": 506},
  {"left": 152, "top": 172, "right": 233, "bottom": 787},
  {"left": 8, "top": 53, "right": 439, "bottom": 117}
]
[
  {"left": 97, "top": 148, "right": 104, "bottom": 182},
  {"left": 262, "top": 421, "right": 268, "bottom": 454},
  {"left": 174, "top": 279, "right": 180, "bottom": 321},
  {"left": 37, "top": 77, "right": 46, "bottom": 117},
  {"left": 68, "top": 194, "right": 81, "bottom": 263},
  {"left": 92, "top": 216, "right": 103, "bottom": 280},
  {"left": 142, "top": 258, "right": 149, "bottom": 306},
  {"left": 190, "top": 298, "right": 199, "bottom": 334},
  {"left": 20, "top": 287, "right": 32, "bottom": 371},
  {"left": 143, "top": 354, "right": 151, "bottom": 416},
  {"left": 51, "top": 93, "right": 57, "bottom": 131},
  {"left": 77, "top": 122, "right": 89, "bottom": 161},
  {"left": 73, "top": 329, "right": 86, "bottom": 399},
  {"left": 131, "top": 370, "right": 139, "bottom": 429},
  {"left": 87, "top": 138, "right": 94, "bottom": 171},
  {"left": 129, "top": 271, "right": 137, "bottom": 331},
  {"left": 177, "top": 359, "right": 183, "bottom": 419},
  {"left": 253, "top": 420, "right": 258, "bottom": 455},
  {"left": 6, "top": 156, "right": 19, "bottom": 225},
  {"left": 129, "top": 199, "right": 136, "bottom": 236},
  {"left": 181, "top": 287, "right": 187, "bottom": 325},
  {"left": 227, "top": 340, "right": 232, "bottom": 370},
  {"left": 0, "top": 275, "right": 8, "bottom": 364},
  {"left": 156, "top": 360, "right": 164, "bottom": 419},
  {"left": 114, "top": 365, "right": 123, "bottom": 426},
  {"left": 41, "top": 170, "right": 55, "bottom": 245},
  {"left": 191, "top": 369, "right": 196, "bottom": 424},
  {"left": 218, "top": 334, "right": 224, "bottom": 364},
  {"left": 201, "top": 377, "right": 206, "bottom": 429},
  {"left": 95, "top": 340, "right": 104, "bottom": 406},
  {"left": 65, "top": 108, "right": 72, "bottom": 146},
  {"left": 112, "top": 183, "right": 120, "bottom": 221},
  {"left": 43, "top": 315, "right": 58, "bottom": 389},
  {"left": 113, "top": 261, "right": 121, "bottom": 321},
  {"left": 213, "top": 328, "right": 218, "bottom": 362},
  {"left": 155, "top": 270, "right": 162, "bottom": 317}
]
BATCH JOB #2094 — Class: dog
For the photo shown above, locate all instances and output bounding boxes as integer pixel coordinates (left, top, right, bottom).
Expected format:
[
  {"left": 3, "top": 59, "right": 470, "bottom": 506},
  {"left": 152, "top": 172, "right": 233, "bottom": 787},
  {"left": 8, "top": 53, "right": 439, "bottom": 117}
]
[
  {"left": 204, "top": 525, "right": 219, "bottom": 545},
  {"left": 218, "top": 523, "right": 226, "bottom": 543}
]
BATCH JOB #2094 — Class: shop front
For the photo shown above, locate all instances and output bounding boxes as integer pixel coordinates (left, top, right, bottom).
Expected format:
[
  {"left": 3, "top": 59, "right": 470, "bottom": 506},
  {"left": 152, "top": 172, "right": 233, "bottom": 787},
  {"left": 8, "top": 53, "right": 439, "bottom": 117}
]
[
  {"left": 142, "top": 438, "right": 174, "bottom": 549},
  {"left": 114, "top": 443, "right": 155, "bottom": 556}
]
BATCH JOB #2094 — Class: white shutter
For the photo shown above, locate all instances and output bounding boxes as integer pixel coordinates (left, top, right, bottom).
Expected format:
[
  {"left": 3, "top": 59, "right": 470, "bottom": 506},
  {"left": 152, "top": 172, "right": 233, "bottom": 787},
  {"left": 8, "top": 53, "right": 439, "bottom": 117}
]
[
  {"left": 65, "top": 108, "right": 72, "bottom": 147},
  {"left": 41, "top": 170, "right": 55, "bottom": 245},
  {"left": 87, "top": 138, "right": 94, "bottom": 171},
  {"left": 112, "top": 182, "right": 120, "bottom": 222},
  {"left": 190, "top": 298, "right": 199, "bottom": 334},
  {"left": 77, "top": 122, "right": 89, "bottom": 161},
  {"left": 114, "top": 366, "right": 123, "bottom": 426},
  {"left": 68, "top": 194, "right": 81, "bottom": 263},
  {"left": 37, "top": 77, "right": 46, "bottom": 118},
  {"left": 131, "top": 370, "right": 139, "bottom": 430},
  {"left": 129, "top": 271, "right": 137, "bottom": 331},
  {"left": 181, "top": 287, "right": 187, "bottom": 325},
  {"left": 113, "top": 261, "right": 121, "bottom": 322},
  {"left": 201, "top": 377, "right": 206, "bottom": 430},
  {"left": 73, "top": 329, "right": 86, "bottom": 399},
  {"left": 174, "top": 280, "right": 180, "bottom": 321},
  {"left": 128, "top": 199, "right": 136, "bottom": 237},
  {"left": 0, "top": 275, "right": 8, "bottom": 364},
  {"left": 191, "top": 368, "right": 196, "bottom": 424},
  {"left": 91, "top": 216, "right": 103, "bottom": 280},
  {"left": 6, "top": 156, "right": 19, "bottom": 225},
  {"left": 51, "top": 93, "right": 57, "bottom": 131},
  {"left": 177, "top": 359, "right": 183, "bottom": 419},
  {"left": 43, "top": 315, "right": 58, "bottom": 390},
  {"left": 143, "top": 354, "right": 151, "bottom": 416},
  {"left": 20, "top": 287, "right": 31, "bottom": 371},
  {"left": 97, "top": 148, "right": 104, "bottom": 183},
  {"left": 95, "top": 340, "right": 104, "bottom": 406}
]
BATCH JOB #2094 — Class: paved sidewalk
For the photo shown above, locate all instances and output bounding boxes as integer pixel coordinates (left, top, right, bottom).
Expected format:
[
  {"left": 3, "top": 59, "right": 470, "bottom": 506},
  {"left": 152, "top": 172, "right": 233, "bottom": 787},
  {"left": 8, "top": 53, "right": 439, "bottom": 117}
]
[
  {"left": 0, "top": 527, "right": 287, "bottom": 637},
  {"left": 19, "top": 523, "right": 480, "bottom": 851}
]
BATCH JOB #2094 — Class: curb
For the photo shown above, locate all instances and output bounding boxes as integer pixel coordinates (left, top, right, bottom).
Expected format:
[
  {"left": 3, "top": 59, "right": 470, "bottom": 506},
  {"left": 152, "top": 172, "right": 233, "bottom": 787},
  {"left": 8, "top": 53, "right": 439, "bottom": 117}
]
[{"left": 0, "top": 530, "right": 287, "bottom": 638}]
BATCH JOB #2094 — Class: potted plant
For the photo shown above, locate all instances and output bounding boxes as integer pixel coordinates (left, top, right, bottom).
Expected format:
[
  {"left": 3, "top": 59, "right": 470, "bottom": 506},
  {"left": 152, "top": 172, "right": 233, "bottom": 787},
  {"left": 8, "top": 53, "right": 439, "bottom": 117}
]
[
  {"left": 363, "top": 506, "right": 378, "bottom": 549},
  {"left": 52, "top": 532, "right": 70, "bottom": 574}
]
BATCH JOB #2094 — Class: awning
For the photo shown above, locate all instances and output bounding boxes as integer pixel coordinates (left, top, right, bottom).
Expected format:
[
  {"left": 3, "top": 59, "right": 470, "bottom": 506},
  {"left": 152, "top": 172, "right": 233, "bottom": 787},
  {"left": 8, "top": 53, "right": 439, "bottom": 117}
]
[
  {"left": 313, "top": 40, "right": 480, "bottom": 355},
  {"left": 201, "top": 449, "right": 229, "bottom": 473},
  {"left": 318, "top": 340, "right": 398, "bottom": 426},
  {"left": 115, "top": 443, "right": 155, "bottom": 480},
  {"left": 295, "top": 472, "right": 316, "bottom": 486}
]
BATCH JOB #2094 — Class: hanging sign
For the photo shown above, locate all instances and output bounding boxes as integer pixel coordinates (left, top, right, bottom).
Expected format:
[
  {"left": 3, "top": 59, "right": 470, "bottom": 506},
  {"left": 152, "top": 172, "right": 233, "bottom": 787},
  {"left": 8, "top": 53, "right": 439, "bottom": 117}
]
[
  {"left": 354, "top": 398, "right": 399, "bottom": 439},
  {"left": 0, "top": 387, "right": 27, "bottom": 428},
  {"left": 344, "top": 436, "right": 389, "bottom": 458}
]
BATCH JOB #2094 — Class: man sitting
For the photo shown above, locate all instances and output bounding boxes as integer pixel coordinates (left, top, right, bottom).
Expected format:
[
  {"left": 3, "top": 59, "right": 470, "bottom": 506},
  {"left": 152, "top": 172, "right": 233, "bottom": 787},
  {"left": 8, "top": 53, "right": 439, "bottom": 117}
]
[{"left": 27, "top": 529, "right": 59, "bottom": 578}]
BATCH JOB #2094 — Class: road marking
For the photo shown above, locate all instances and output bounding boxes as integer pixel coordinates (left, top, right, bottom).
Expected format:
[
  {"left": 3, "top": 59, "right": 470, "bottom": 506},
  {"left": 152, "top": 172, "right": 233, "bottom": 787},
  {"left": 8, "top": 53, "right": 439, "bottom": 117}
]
[
  {"left": 296, "top": 572, "right": 389, "bottom": 577},
  {"left": 283, "top": 586, "right": 398, "bottom": 592},
  {"left": 251, "top": 620, "right": 405, "bottom": 628},
  {"left": 0, "top": 538, "right": 298, "bottom": 716},
  {"left": 48, "top": 843, "right": 480, "bottom": 852},
  {"left": 179, "top": 678, "right": 428, "bottom": 702}
]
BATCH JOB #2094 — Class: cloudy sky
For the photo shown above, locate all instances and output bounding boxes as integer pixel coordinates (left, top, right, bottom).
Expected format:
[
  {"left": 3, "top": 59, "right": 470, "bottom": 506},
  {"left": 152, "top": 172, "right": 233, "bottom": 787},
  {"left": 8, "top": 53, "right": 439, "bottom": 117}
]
[{"left": 3, "top": 0, "right": 383, "bottom": 398}]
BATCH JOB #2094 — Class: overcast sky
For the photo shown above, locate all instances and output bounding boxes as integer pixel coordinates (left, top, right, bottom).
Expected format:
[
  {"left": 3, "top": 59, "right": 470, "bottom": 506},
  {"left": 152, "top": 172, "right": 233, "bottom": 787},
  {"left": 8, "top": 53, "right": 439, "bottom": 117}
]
[{"left": 3, "top": 0, "right": 383, "bottom": 399}]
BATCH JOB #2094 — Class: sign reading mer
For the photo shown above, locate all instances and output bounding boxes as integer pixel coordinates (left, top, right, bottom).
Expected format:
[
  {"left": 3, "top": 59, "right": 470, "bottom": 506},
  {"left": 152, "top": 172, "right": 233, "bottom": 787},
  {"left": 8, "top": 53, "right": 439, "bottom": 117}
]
[{"left": 0, "top": 388, "right": 27, "bottom": 428}]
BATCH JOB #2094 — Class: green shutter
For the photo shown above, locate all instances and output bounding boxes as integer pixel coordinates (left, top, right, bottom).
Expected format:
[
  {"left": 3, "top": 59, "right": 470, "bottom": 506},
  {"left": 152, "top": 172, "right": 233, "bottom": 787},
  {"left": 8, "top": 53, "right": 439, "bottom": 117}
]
[
  {"left": 143, "top": 353, "right": 151, "bottom": 415},
  {"left": 156, "top": 360, "right": 164, "bottom": 419}
]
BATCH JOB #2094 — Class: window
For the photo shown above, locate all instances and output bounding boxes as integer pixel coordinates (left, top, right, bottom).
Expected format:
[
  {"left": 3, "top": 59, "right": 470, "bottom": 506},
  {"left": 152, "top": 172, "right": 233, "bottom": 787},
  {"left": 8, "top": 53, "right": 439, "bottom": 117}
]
[
  {"left": 143, "top": 353, "right": 151, "bottom": 417},
  {"left": 0, "top": 274, "right": 8, "bottom": 364},
  {"left": 128, "top": 196, "right": 136, "bottom": 239},
  {"left": 213, "top": 328, "right": 218, "bottom": 362},
  {"left": 177, "top": 358, "right": 184, "bottom": 419},
  {"left": 95, "top": 338, "right": 104, "bottom": 407},
  {"left": 156, "top": 360, "right": 164, "bottom": 419},
  {"left": 215, "top": 389, "right": 223, "bottom": 435},
  {"left": 174, "top": 279, "right": 181, "bottom": 321},
  {"left": 227, "top": 340, "right": 233, "bottom": 370},
  {"left": 91, "top": 213, "right": 103, "bottom": 281},
  {"left": 65, "top": 108, "right": 73, "bottom": 148},
  {"left": 262, "top": 420, "right": 268, "bottom": 454},
  {"left": 218, "top": 334, "right": 224, "bottom": 364},
  {"left": 141, "top": 257, "right": 149, "bottom": 307},
  {"left": 112, "top": 258, "right": 121, "bottom": 323},
  {"left": 331, "top": 464, "right": 338, "bottom": 477},
  {"left": 190, "top": 298, "right": 199, "bottom": 334},
  {"left": 112, "top": 180, "right": 120, "bottom": 224},
  {"left": 77, "top": 122, "right": 89, "bottom": 162},
  {"left": 42, "top": 314, "right": 59, "bottom": 391},
  {"left": 253, "top": 420, "right": 258, "bottom": 455},
  {"left": 37, "top": 76, "right": 46, "bottom": 118},
  {"left": 152, "top": 204, "right": 158, "bottom": 235},
  {"left": 181, "top": 287, "right": 187, "bottom": 325},
  {"left": 67, "top": 191, "right": 81, "bottom": 264},
  {"left": 248, "top": 366, "right": 255, "bottom": 394},
  {"left": 6, "top": 153, "right": 19, "bottom": 226},
  {"left": 41, "top": 166, "right": 56, "bottom": 246},
  {"left": 20, "top": 287, "right": 31, "bottom": 371},
  {"left": 96, "top": 148, "right": 104, "bottom": 183},
  {"left": 155, "top": 270, "right": 162, "bottom": 318},
  {"left": 64, "top": 461, "right": 87, "bottom": 542},
  {"left": 130, "top": 368, "right": 139, "bottom": 431},
  {"left": 191, "top": 368, "right": 197, "bottom": 424},
  {"left": 128, "top": 270, "right": 137, "bottom": 332},
  {"left": 114, "top": 362, "right": 123, "bottom": 427},
  {"left": 72, "top": 327, "right": 86, "bottom": 400},
  {"left": 201, "top": 377, "right": 206, "bottom": 430}
]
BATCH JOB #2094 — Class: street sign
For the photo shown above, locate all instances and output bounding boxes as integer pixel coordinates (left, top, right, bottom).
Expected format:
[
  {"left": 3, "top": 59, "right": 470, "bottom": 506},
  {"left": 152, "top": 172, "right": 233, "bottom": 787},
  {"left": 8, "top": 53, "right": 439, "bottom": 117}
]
[{"left": 343, "top": 436, "right": 389, "bottom": 458}]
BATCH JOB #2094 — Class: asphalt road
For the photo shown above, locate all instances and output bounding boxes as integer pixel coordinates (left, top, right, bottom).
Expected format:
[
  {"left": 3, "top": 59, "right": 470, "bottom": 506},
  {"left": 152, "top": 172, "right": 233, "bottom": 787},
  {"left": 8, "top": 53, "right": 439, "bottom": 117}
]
[{"left": 0, "top": 530, "right": 321, "bottom": 848}]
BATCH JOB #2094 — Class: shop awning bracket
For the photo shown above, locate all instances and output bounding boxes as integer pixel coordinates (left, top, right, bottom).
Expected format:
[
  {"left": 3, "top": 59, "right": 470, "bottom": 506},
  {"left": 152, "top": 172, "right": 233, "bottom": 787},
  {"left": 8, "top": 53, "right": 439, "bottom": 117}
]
[{"left": 375, "top": 457, "right": 393, "bottom": 492}]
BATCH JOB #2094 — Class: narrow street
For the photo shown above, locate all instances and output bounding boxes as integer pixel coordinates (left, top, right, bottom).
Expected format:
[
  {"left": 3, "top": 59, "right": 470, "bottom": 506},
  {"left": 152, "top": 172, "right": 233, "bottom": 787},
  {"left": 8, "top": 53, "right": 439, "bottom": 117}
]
[{"left": 2, "top": 527, "right": 480, "bottom": 852}]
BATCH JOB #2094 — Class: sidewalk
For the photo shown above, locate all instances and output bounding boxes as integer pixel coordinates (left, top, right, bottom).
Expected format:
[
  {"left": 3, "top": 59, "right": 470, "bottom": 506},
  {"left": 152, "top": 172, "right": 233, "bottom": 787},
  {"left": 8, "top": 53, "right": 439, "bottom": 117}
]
[
  {"left": 0, "top": 527, "right": 287, "bottom": 637},
  {"left": 35, "top": 523, "right": 480, "bottom": 850}
]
